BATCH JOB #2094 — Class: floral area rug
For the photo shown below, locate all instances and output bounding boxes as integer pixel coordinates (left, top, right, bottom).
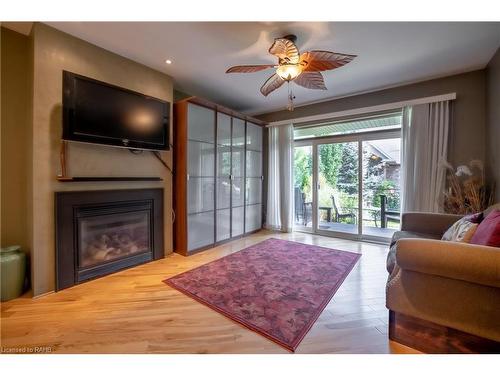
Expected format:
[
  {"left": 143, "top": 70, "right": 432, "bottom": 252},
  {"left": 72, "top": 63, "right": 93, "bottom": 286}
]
[{"left": 163, "top": 238, "right": 361, "bottom": 351}]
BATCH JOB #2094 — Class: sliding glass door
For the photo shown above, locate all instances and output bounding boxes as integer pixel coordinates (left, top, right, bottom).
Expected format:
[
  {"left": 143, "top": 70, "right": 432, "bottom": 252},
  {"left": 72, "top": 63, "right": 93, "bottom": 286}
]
[
  {"left": 293, "top": 124, "right": 402, "bottom": 241},
  {"left": 361, "top": 138, "right": 402, "bottom": 238},
  {"left": 293, "top": 145, "right": 313, "bottom": 231},
  {"left": 317, "top": 142, "right": 359, "bottom": 235}
]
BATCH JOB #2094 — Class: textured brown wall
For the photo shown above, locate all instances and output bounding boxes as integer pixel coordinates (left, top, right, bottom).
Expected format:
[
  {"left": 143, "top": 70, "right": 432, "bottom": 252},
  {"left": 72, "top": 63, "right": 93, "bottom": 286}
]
[
  {"left": 258, "top": 70, "right": 487, "bottom": 168},
  {"left": 1, "top": 28, "right": 31, "bottom": 254},
  {"left": 29, "top": 23, "right": 174, "bottom": 296},
  {"left": 486, "top": 48, "right": 500, "bottom": 202}
]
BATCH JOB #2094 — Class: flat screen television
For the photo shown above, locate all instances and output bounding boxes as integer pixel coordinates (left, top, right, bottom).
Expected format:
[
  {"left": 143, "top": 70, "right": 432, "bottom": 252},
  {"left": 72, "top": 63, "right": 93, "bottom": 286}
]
[{"left": 63, "top": 71, "right": 170, "bottom": 151}]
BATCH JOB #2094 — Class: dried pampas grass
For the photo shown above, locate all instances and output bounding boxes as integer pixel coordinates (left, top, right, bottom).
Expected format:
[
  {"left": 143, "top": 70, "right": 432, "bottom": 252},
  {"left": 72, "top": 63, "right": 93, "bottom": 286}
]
[{"left": 441, "top": 158, "right": 495, "bottom": 214}]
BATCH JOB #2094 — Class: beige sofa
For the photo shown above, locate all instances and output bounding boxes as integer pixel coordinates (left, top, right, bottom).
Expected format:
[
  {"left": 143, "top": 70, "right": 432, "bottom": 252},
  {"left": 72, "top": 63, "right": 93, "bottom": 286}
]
[{"left": 386, "top": 205, "right": 500, "bottom": 353}]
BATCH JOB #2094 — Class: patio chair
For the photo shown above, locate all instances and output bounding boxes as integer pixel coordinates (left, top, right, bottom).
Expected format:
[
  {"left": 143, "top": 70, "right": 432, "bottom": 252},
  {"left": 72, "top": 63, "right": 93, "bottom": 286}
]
[
  {"left": 294, "top": 187, "right": 303, "bottom": 222},
  {"left": 331, "top": 195, "right": 356, "bottom": 224},
  {"left": 380, "top": 194, "right": 400, "bottom": 228},
  {"left": 303, "top": 198, "right": 312, "bottom": 226},
  {"left": 294, "top": 188, "right": 312, "bottom": 226}
]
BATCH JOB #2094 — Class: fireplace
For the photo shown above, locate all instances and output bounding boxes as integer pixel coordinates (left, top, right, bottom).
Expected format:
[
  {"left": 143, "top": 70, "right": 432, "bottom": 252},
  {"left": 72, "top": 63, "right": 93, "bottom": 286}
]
[{"left": 55, "top": 189, "right": 163, "bottom": 290}]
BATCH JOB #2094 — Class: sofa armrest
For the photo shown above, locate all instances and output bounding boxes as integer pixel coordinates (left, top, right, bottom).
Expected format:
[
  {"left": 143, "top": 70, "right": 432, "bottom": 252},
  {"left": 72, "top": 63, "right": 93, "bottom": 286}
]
[
  {"left": 396, "top": 238, "right": 500, "bottom": 288},
  {"left": 401, "top": 212, "right": 462, "bottom": 236}
]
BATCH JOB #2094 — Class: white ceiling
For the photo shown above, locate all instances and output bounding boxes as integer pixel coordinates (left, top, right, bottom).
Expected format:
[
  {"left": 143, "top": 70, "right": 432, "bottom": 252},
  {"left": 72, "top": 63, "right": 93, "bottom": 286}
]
[{"left": 45, "top": 22, "right": 500, "bottom": 115}]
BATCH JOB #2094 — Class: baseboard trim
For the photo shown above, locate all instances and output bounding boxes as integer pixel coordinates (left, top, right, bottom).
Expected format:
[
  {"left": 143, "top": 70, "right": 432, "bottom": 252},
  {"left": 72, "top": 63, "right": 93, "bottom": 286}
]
[
  {"left": 32, "top": 290, "right": 55, "bottom": 299},
  {"left": 388, "top": 310, "right": 500, "bottom": 354}
]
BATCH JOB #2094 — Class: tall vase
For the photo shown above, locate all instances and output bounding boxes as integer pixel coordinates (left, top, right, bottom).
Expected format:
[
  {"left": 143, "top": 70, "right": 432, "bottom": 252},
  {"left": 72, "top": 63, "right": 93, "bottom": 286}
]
[{"left": 1, "top": 245, "right": 27, "bottom": 301}]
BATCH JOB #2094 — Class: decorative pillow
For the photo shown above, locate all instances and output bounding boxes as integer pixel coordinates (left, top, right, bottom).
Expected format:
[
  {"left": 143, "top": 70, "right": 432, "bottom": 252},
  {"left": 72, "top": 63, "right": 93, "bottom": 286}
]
[
  {"left": 470, "top": 210, "right": 500, "bottom": 247},
  {"left": 442, "top": 217, "right": 479, "bottom": 243},
  {"left": 464, "top": 212, "right": 484, "bottom": 224}
]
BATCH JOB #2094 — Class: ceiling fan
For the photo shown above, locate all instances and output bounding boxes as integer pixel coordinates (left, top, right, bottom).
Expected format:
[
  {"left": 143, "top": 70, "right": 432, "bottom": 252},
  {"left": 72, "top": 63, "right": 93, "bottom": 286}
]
[{"left": 226, "top": 35, "right": 356, "bottom": 111}]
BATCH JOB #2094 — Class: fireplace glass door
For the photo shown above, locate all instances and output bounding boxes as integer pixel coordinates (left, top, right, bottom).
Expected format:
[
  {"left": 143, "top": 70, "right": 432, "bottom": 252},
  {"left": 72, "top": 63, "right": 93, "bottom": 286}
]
[{"left": 78, "top": 211, "right": 150, "bottom": 268}]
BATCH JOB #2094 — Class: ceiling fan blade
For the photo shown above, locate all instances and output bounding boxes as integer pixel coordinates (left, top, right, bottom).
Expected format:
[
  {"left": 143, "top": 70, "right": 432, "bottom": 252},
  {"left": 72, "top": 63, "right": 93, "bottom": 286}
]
[
  {"left": 260, "top": 73, "right": 285, "bottom": 97},
  {"left": 269, "top": 38, "right": 300, "bottom": 64},
  {"left": 300, "top": 51, "right": 356, "bottom": 72},
  {"left": 226, "top": 65, "right": 275, "bottom": 73},
  {"left": 294, "top": 71, "right": 327, "bottom": 90}
]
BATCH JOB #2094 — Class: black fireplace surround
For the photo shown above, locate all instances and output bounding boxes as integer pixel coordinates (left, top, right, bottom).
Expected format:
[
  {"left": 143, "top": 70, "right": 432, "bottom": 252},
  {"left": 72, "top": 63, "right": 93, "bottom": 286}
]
[{"left": 55, "top": 188, "right": 163, "bottom": 291}]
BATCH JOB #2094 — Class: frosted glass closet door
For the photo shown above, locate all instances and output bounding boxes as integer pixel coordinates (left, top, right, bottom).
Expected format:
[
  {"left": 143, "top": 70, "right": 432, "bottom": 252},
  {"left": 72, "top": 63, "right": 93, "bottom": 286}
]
[
  {"left": 216, "top": 113, "right": 231, "bottom": 242},
  {"left": 187, "top": 103, "right": 215, "bottom": 251},
  {"left": 231, "top": 118, "right": 246, "bottom": 237},
  {"left": 245, "top": 122, "right": 263, "bottom": 233}
]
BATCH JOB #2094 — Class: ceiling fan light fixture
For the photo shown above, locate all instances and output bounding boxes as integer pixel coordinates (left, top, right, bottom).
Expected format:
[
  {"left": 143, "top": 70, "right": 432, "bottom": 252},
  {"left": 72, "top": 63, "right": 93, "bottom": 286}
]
[
  {"left": 276, "top": 64, "right": 301, "bottom": 81},
  {"left": 225, "top": 35, "right": 356, "bottom": 109}
]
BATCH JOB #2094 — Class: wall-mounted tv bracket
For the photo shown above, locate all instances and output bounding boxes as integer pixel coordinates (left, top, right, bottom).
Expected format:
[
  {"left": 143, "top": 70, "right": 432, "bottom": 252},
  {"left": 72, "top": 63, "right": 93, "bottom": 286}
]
[{"left": 152, "top": 148, "right": 174, "bottom": 175}]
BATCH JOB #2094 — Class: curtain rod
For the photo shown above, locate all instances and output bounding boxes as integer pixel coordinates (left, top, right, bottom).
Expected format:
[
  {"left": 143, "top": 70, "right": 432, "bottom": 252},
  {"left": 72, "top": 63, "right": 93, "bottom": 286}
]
[{"left": 266, "top": 93, "right": 457, "bottom": 127}]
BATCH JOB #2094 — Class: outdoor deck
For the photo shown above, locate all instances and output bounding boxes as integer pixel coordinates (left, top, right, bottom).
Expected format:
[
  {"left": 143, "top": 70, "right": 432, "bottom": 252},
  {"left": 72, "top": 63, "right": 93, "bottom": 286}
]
[{"left": 295, "top": 221, "right": 397, "bottom": 239}]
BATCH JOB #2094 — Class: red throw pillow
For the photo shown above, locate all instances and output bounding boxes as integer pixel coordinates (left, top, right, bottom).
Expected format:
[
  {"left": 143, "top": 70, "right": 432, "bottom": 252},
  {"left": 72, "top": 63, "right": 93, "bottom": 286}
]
[{"left": 470, "top": 210, "right": 500, "bottom": 247}]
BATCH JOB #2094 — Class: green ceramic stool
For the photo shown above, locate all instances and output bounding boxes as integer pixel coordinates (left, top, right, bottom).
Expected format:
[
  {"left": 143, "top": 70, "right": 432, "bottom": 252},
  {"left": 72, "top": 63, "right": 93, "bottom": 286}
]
[{"left": 1, "top": 245, "right": 26, "bottom": 301}]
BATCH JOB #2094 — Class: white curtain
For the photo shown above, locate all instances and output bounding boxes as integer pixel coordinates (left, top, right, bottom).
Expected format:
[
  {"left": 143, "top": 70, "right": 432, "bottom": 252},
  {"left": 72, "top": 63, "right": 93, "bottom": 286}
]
[
  {"left": 401, "top": 100, "right": 451, "bottom": 213},
  {"left": 266, "top": 124, "right": 294, "bottom": 232}
]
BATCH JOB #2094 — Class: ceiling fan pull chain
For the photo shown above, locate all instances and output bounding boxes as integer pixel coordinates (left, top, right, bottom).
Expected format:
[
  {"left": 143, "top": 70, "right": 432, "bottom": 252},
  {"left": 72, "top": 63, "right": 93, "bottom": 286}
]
[{"left": 287, "top": 81, "right": 295, "bottom": 112}]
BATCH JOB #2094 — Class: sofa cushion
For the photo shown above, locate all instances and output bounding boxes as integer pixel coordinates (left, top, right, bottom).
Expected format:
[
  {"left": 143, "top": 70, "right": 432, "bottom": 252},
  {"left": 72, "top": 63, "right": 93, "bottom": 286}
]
[
  {"left": 470, "top": 210, "right": 500, "bottom": 247},
  {"left": 390, "top": 230, "right": 441, "bottom": 247},
  {"left": 387, "top": 231, "right": 441, "bottom": 274}
]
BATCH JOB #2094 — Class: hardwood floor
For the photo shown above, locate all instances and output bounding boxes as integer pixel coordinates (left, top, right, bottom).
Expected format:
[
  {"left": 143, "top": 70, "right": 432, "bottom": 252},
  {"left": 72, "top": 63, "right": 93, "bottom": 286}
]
[{"left": 0, "top": 230, "right": 419, "bottom": 354}]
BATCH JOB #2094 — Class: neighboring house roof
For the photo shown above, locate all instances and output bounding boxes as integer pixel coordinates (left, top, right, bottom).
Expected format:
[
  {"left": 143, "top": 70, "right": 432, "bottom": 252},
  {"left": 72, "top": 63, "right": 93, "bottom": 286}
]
[
  {"left": 365, "top": 139, "right": 401, "bottom": 164},
  {"left": 367, "top": 138, "right": 401, "bottom": 164}
]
